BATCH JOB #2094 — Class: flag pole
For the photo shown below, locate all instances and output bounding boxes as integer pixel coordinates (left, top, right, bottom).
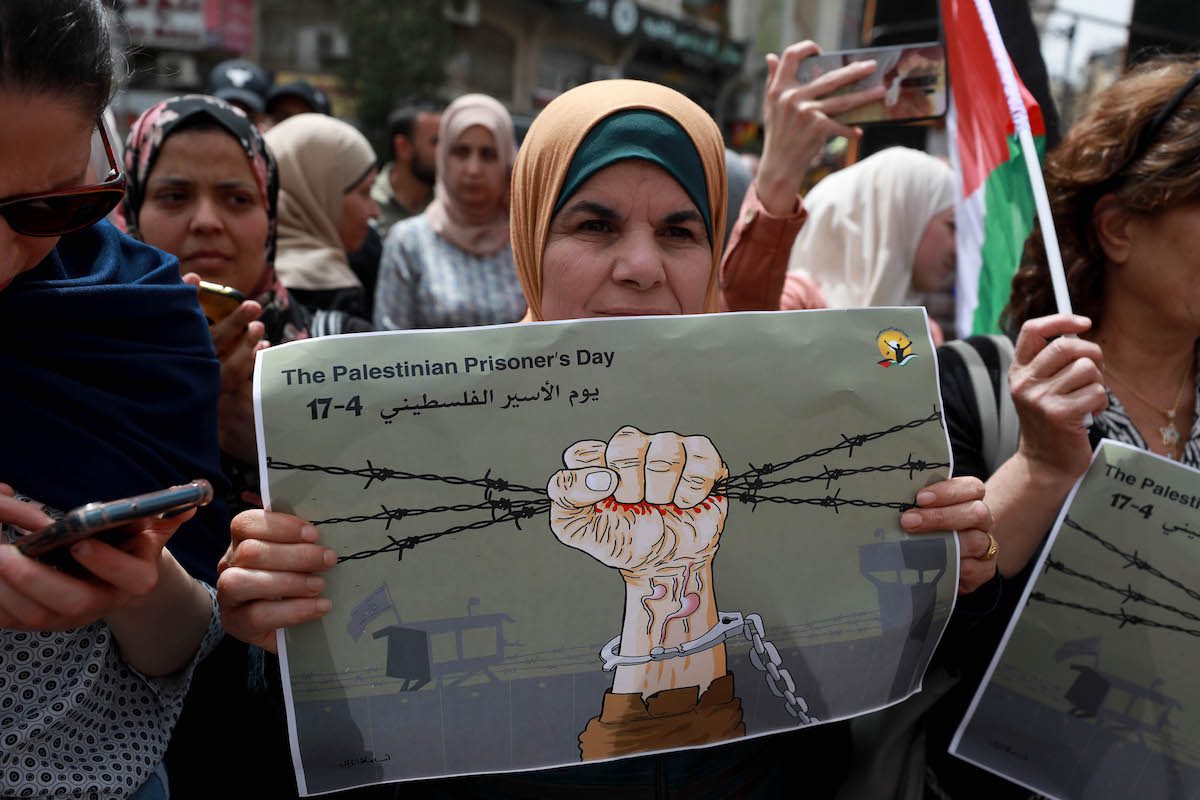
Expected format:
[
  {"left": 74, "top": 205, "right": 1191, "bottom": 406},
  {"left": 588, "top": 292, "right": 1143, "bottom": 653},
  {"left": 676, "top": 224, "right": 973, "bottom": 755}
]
[
  {"left": 972, "top": 0, "right": 1092, "bottom": 423},
  {"left": 972, "top": 0, "right": 1073, "bottom": 317},
  {"left": 1015, "top": 115, "right": 1074, "bottom": 318}
]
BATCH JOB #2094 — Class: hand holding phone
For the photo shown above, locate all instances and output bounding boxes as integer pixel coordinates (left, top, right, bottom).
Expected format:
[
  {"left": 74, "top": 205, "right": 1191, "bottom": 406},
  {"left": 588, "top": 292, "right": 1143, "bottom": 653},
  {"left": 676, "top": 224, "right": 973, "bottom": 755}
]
[
  {"left": 182, "top": 271, "right": 265, "bottom": 382},
  {"left": 15, "top": 481, "right": 214, "bottom": 576},
  {"left": 198, "top": 280, "right": 246, "bottom": 325},
  {"left": 795, "top": 42, "right": 947, "bottom": 126},
  {"left": 753, "top": 41, "right": 888, "bottom": 216},
  {"left": 180, "top": 273, "right": 266, "bottom": 463}
]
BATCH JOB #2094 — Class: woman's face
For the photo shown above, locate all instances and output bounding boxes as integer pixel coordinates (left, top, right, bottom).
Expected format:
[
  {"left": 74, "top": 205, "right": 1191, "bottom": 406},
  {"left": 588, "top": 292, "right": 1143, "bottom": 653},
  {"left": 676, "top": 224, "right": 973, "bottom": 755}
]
[
  {"left": 444, "top": 125, "right": 505, "bottom": 214},
  {"left": 540, "top": 160, "right": 712, "bottom": 320},
  {"left": 912, "top": 207, "right": 956, "bottom": 293},
  {"left": 0, "top": 91, "right": 94, "bottom": 293},
  {"left": 339, "top": 169, "right": 379, "bottom": 253},
  {"left": 138, "top": 129, "right": 269, "bottom": 297},
  {"left": 1118, "top": 202, "right": 1200, "bottom": 329}
]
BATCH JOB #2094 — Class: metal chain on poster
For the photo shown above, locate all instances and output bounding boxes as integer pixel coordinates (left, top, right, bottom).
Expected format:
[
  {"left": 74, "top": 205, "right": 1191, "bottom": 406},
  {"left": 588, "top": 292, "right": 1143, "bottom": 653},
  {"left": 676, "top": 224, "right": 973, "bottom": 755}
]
[{"left": 742, "top": 613, "right": 817, "bottom": 724}]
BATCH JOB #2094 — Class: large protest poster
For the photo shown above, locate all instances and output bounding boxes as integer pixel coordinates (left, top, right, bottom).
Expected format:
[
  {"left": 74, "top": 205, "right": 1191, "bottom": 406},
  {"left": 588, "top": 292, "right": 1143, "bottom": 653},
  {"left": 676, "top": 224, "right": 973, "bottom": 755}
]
[
  {"left": 253, "top": 309, "right": 957, "bottom": 795},
  {"left": 952, "top": 440, "right": 1200, "bottom": 798}
]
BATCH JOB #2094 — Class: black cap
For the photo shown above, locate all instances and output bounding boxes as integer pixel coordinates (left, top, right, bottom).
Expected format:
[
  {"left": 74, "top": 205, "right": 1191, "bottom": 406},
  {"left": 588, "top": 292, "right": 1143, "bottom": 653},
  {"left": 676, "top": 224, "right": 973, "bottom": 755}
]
[
  {"left": 208, "top": 59, "right": 271, "bottom": 114},
  {"left": 267, "top": 80, "right": 332, "bottom": 117}
]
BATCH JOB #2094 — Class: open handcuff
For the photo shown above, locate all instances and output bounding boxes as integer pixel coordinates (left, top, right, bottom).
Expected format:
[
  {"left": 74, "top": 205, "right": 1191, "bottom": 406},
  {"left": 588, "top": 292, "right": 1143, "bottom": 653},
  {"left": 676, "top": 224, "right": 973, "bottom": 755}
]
[
  {"left": 600, "top": 611, "right": 753, "bottom": 670},
  {"left": 598, "top": 611, "right": 819, "bottom": 725}
]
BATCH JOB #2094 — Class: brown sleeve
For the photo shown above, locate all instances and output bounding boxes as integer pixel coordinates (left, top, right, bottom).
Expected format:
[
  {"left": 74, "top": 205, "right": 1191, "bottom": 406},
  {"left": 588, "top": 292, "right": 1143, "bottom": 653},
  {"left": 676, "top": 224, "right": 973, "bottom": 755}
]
[
  {"left": 718, "top": 182, "right": 807, "bottom": 313},
  {"left": 578, "top": 673, "right": 745, "bottom": 760}
]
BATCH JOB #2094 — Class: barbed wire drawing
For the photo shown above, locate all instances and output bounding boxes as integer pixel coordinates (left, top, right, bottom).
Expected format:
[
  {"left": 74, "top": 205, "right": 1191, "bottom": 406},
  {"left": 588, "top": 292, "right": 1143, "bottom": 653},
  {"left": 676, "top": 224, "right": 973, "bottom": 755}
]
[
  {"left": 1030, "top": 516, "right": 1200, "bottom": 640},
  {"left": 1030, "top": 594, "right": 1200, "bottom": 639},
  {"left": 1063, "top": 517, "right": 1200, "bottom": 606},
  {"left": 1044, "top": 559, "right": 1200, "bottom": 626},
  {"left": 266, "top": 408, "right": 948, "bottom": 564}
]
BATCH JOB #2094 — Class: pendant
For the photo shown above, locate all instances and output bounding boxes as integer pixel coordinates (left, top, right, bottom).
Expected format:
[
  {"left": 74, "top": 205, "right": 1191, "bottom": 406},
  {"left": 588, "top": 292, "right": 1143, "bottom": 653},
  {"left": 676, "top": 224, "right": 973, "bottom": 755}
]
[{"left": 1161, "top": 422, "right": 1182, "bottom": 451}]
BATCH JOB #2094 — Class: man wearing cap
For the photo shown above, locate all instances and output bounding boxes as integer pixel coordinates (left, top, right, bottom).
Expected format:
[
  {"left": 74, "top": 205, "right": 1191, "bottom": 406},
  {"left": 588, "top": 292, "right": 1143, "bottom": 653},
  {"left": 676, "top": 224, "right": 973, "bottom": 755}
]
[
  {"left": 208, "top": 58, "right": 272, "bottom": 129},
  {"left": 267, "top": 79, "right": 332, "bottom": 124},
  {"left": 372, "top": 101, "right": 442, "bottom": 235}
]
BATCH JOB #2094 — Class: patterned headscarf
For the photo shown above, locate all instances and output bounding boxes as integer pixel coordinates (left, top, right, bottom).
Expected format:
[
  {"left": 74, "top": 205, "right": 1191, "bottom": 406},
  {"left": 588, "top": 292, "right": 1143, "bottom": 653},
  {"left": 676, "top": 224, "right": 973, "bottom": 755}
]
[{"left": 120, "top": 94, "right": 279, "bottom": 296}]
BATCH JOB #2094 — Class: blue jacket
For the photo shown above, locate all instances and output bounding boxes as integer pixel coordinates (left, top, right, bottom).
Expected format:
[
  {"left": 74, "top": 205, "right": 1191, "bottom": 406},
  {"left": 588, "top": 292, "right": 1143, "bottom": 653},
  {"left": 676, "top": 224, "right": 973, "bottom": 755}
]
[{"left": 0, "top": 220, "right": 230, "bottom": 583}]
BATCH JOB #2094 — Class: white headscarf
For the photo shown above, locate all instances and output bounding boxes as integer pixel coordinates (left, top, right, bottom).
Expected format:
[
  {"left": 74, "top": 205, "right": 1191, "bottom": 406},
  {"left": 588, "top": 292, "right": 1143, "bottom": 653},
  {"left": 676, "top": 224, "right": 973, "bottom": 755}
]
[
  {"left": 266, "top": 113, "right": 377, "bottom": 291},
  {"left": 787, "top": 147, "right": 954, "bottom": 308}
]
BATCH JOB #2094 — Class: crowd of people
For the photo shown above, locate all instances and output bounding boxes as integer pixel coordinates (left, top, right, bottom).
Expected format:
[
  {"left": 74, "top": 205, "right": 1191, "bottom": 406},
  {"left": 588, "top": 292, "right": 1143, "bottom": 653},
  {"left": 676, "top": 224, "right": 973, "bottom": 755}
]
[{"left": 2, "top": 1, "right": 1197, "bottom": 798}]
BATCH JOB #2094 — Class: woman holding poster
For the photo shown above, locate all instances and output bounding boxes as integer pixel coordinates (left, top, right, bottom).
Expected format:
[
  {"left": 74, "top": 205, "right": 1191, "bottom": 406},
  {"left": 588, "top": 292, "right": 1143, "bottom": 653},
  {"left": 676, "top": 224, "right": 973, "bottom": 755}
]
[
  {"left": 932, "top": 56, "right": 1200, "bottom": 798},
  {"left": 949, "top": 57, "right": 1200, "bottom": 579},
  {"left": 218, "top": 59, "right": 999, "bottom": 796}
]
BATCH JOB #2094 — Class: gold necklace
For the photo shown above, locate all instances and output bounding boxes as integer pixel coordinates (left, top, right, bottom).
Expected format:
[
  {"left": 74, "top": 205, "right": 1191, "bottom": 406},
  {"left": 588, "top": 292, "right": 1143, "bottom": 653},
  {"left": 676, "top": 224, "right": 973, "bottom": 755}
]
[{"left": 1105, "top": 361, "right": 1193, "bottom": 458}]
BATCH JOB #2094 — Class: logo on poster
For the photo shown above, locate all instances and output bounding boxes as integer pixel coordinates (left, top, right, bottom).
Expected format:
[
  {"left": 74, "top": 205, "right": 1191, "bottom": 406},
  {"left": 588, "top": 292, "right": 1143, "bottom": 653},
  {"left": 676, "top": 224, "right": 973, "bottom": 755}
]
[{"left": 876, "top": 328, "right": 919, "bottom": 367}]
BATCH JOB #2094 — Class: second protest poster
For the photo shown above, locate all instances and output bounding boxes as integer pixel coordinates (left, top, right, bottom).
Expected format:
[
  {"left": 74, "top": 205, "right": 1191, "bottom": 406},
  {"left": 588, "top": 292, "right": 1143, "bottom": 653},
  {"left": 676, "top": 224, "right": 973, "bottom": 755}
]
[{"left": 953, "top": 439, "right": 1200, "bottom": 799}]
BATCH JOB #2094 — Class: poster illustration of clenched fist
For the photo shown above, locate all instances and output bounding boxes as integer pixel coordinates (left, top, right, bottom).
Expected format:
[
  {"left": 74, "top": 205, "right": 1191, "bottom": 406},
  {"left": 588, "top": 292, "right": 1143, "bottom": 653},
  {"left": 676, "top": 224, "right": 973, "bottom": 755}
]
[{"left": 256, "top": 310, "right": 955, "bottom": 795}]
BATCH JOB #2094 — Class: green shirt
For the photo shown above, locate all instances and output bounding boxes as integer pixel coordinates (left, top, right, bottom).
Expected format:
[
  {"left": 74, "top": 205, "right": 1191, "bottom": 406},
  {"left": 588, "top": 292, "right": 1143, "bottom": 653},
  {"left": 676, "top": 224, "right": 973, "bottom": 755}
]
[{"left": 371, "top": 162, "right": 428, "bottom": 235}]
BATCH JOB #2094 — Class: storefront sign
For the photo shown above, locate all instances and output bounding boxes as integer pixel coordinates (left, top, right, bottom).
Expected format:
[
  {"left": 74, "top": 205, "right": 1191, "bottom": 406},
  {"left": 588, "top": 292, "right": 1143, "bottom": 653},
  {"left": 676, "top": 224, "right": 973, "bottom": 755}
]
[
  {"left": 124, "top": 0, "right": 207, "bottom": 51},
  {"left": 206, "top": 0, "right": 257, "bottom": 56},
  {"left": 567, "top": 0, "right": 745, "bottom": 71}
]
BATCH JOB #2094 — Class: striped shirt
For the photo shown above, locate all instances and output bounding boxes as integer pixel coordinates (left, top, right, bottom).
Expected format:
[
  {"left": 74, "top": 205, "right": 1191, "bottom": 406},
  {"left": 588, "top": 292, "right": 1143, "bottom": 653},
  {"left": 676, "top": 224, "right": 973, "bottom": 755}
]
[
  {"left": 1097, "top": 373, "right": 1200, "bottom": 467},
  {"left": 373, "top": 214, "right": 527, "bottom": 330}
]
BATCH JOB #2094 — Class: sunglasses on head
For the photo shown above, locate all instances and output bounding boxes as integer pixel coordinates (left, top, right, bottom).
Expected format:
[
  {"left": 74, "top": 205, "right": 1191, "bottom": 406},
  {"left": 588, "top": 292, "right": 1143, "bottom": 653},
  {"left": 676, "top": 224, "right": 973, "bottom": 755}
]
[{"left": 0, "top": 119, "right": 127, "bottom": 238}]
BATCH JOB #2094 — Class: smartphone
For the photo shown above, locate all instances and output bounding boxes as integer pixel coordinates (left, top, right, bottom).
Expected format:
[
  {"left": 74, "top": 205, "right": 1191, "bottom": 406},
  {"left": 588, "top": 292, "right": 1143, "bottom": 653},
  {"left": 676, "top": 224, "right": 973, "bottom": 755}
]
[
  {"left": 796, "top": 41, "right": 947, "bottom": 126},
  {"left": 198, "top": 281, "right": 245, "bottom": 325},
  {"left": 15, "top": 480, "right": 214, "bottom": 575}
]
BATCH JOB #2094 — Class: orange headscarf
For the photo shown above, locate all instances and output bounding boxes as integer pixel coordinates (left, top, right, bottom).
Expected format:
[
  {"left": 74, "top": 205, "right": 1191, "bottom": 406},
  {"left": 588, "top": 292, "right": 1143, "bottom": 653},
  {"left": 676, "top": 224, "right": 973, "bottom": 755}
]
[{"left": 510, "top": 80, "right": 727, "bottom": 321}]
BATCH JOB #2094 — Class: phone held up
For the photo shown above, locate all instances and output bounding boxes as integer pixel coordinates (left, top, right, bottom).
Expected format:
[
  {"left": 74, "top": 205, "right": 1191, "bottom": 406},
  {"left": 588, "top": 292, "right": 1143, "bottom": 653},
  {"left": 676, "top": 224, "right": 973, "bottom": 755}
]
[
  {"left": 14, "top": 480, "right": 214, "bottom": 577},
  {"left": 197, "top": 280, "right": 245, "bottom": 325},
  {"left": 796, "top": 41, "right": 947, "bottom": 126}
]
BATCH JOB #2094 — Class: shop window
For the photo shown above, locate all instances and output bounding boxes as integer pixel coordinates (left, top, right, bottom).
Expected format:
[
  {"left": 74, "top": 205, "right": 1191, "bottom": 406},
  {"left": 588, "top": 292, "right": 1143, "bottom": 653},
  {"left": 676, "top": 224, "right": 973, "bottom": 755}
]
[{"left": 537, "top": 47, "right": 595, "bottom": 96}]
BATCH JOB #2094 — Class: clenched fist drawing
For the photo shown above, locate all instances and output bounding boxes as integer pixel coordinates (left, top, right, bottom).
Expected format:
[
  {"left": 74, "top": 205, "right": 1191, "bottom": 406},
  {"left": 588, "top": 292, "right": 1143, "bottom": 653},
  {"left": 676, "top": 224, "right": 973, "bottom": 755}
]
[{"left": 548, "top": 426, "right": 730, "bottom": 699}]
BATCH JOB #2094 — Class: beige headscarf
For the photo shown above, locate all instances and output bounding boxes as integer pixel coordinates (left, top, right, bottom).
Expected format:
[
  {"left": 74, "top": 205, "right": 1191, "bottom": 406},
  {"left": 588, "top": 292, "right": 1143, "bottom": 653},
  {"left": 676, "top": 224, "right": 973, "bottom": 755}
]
[
  {"left": 425, "top": 93, "right": 515, "bottom": 257},
  {"left": 787, "top": 146, "right": 954, "bottom": 308},
  {"left": 510, "top": 80, "right": 727, "bottom": 321},
  {"left": 266, "top": 113, "right": 377, "bottom": 291}
]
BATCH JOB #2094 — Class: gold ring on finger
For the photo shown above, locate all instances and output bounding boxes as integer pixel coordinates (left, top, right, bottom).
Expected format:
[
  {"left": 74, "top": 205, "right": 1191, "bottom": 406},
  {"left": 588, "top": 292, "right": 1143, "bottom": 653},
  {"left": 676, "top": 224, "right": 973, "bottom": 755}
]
[{"left": 982, "top": 532, "right": 998, "bottom": 561}]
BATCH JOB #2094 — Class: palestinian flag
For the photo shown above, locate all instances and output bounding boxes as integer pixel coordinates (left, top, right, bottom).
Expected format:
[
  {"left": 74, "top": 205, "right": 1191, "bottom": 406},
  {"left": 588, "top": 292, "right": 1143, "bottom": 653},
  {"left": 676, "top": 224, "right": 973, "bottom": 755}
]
[{"left": 942, "top": 0, "right": 1047, "bottom": 336}]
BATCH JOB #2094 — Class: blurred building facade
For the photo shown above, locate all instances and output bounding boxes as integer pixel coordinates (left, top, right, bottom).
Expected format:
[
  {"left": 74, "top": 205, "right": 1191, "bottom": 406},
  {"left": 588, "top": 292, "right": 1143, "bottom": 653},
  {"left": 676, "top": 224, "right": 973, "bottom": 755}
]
[
  {"left": 116, "top": 0, "right": 757, "bottom": 126},
  {"left": 433, "top": 0, "right": 751, "bottom": 114},
  {"left": 111, "top": 0, "right": 1200, "bottom": 137},
  {"left": 117, "top": 0, "right": 932, "bottom": 142},
  {"left": 1034, "top": 0, "right": 1200, "bottom": 129},
  {"left": 114, "top": 0, "right": 257, "bottom": 127}
]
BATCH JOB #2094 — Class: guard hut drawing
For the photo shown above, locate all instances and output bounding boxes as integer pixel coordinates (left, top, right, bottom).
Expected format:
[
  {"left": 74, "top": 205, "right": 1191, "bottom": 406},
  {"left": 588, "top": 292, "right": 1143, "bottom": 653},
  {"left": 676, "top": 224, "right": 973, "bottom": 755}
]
[
  {"left": 373, "top": 597, "right": 515, "bottom": 690},
  {"left": 1057, "top": 637, "right": 1183, "bottom": 738},
  {"left": 858, "top": 531, "right": 947, "bottom": 696}
]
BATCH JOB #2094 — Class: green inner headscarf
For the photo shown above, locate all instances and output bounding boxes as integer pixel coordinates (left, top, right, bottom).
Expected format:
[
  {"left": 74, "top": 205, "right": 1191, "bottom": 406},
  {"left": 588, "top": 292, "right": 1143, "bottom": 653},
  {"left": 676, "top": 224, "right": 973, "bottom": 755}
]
[{"left": 552, "top": 109, "right": 713, "bottom": 242}]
